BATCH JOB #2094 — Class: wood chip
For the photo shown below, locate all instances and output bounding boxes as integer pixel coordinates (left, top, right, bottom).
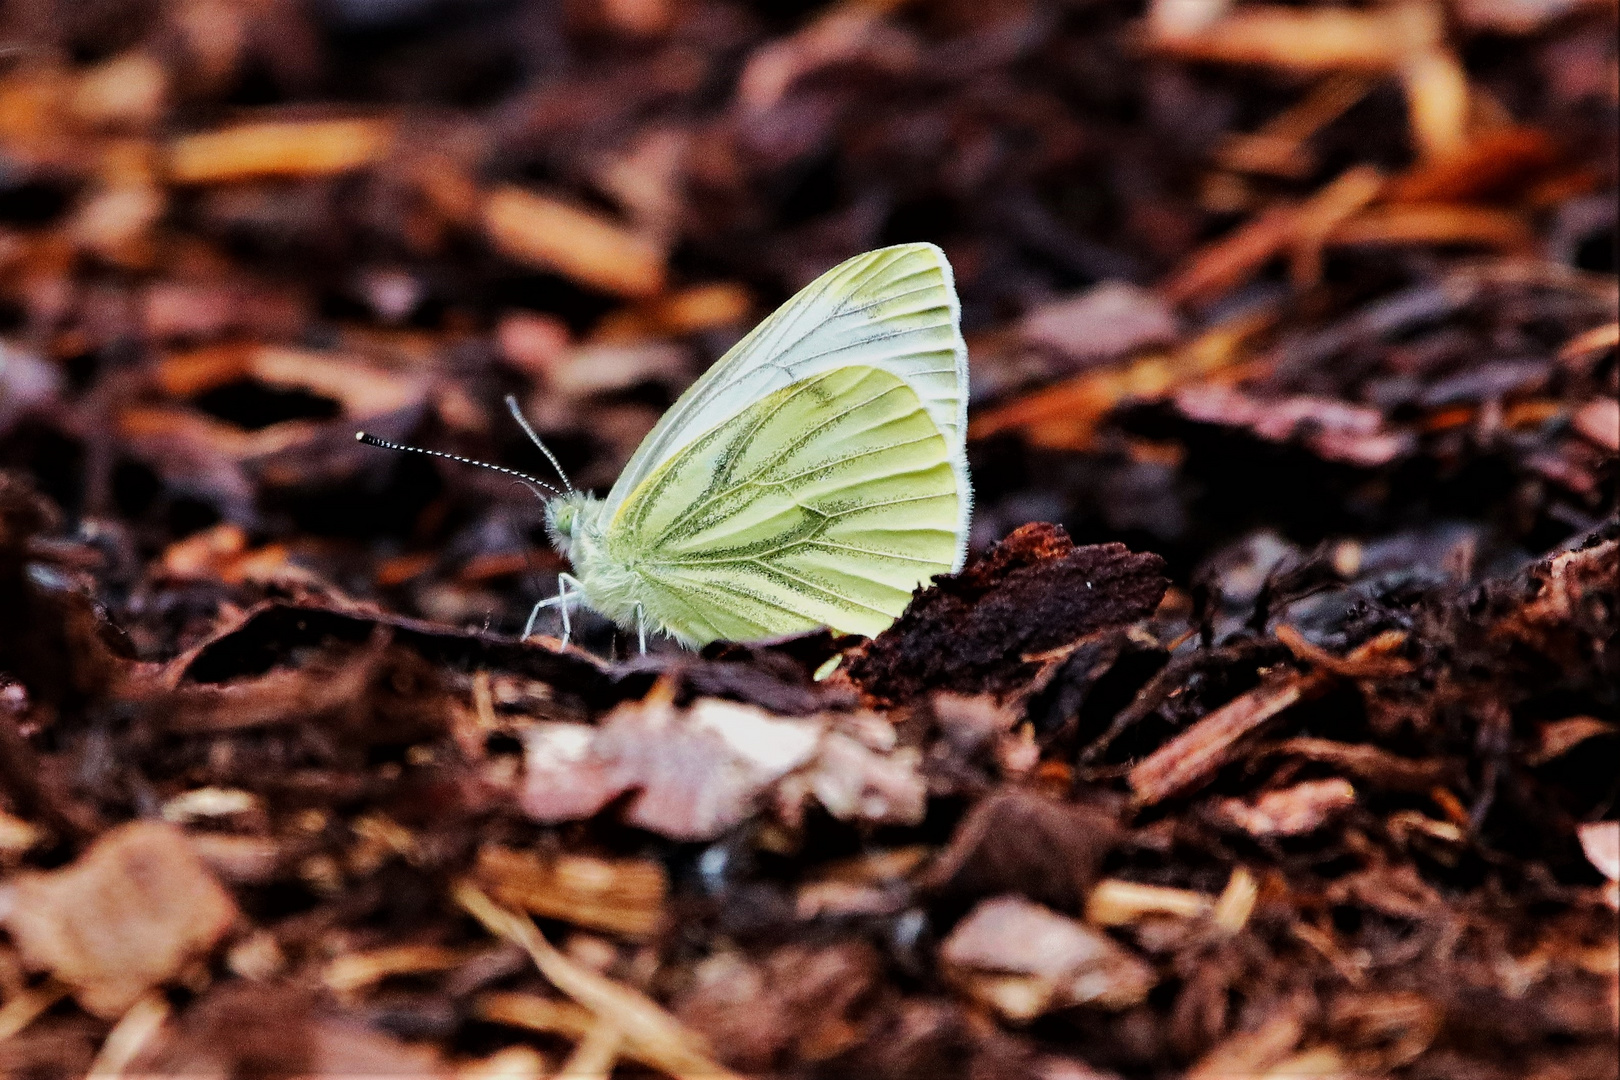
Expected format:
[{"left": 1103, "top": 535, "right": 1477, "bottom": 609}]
[
  {"left": 1131, "top": 629, "right": 1418, "bottom": 805},
  {"left": 1389, "top": 127, "right": 1563, "bottom": 204},
  {"left": 482, "top": 186, "right": 666, "bottom": 298},
  {"left": 1150, "top": 3, "right": 1442, "bottom": 72},
  {"left": 1211, "top": 866, "right": 1259, "bottom": 935},
  {"left": 1128, "top": 676, "right": 1306, "bottom": 805},
  {"left": 1558, "top": 322, "right": 1619, "bottom": 368},
  {"left": 456, "top": 884, "right": 744, "bottom": 1080},
  {"left": 1187, "top": 1011, "right": 1305, "bottom": 1080},
  {"left": 1527, "top": 715, "right": 1617, "bottom": 765},
  {"left": 1327, "top": 205, "right": 1537, "bottom": 251},
  {"left": 1401, "top": 49, "right": 1471, "bottom": 161},
  {"left": 168, "top": 118, "right": 395, "bottom": 183},
  {"left": 1275, "top": 627, "right": 1413, "bottom": 679},
  {"left": 85, "top": 993, "right": 171, "bottom": 1078},
  {"left": 970, "top": 312, "right": 1269, "bottom": 449},
  {"left": 323, "top": 944, "right": 471, "bottom": 994},
  {"left": 557, "top": 1019, "right": 624, "bottom": 1080},
  {"left": 1086, "top": 879, "right": 1214, "bottom": 926},
  {"left": 71, "top": 52, "right": 167, "bottom": 129},
  {"left": 476, "top": 991, "right": 598, "bottom": 1040},
  {"left": 474, "top": 845, "right": 668, "bottom": 939},
  {"left": 1162, "top": 203, "right": 1301, "bottom": 306},
  {"left": 1261, "top": 737, "right": 1449, "bottom": 792},
  {"left": 1216, "top": 74, "right": 1374, "bottom": 179},
  {"left": 1289, "top": 166, "right": 1386, "bottom": 286}
]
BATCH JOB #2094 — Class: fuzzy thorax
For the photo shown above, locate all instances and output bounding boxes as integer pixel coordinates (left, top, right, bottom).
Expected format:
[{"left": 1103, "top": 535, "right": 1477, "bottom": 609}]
[{"left": 542, "top": 491, "right": 646, "bottom": 633}]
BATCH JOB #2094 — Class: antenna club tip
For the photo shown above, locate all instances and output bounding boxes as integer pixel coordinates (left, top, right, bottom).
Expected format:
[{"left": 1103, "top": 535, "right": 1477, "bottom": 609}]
[{"left": 355, "top": 431, "right": 368, "bottom": 442}]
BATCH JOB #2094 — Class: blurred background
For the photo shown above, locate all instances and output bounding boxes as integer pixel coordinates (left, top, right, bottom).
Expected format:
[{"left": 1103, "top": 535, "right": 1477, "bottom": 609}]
[{"left": 0, "top": 0, "right": 1614, "bottom": 655}]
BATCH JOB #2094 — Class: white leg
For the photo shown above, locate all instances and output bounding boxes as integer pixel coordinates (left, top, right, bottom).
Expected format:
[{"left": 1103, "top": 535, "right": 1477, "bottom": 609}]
[
  {"left": 556, "top": 574, "right": 583, "bottom": 646},
  {"left": 523, "top": 574, "right": 582, "bottom": 646},
  {"left": 635, "top": 603, "right": 647, "bottom": 656},
  {"left": 557, "top": 577, "right": 573, "bottom": 645}
]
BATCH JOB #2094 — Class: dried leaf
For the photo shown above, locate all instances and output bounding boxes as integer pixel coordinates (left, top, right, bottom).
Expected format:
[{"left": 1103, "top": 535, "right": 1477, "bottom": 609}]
[
  {"left": 0, "top": 822, "right": 238, "bottom": 1017},
  {"left": 1209, "top": 778, "right": 1357, "bottom": 837},
  {"left": 520, "top": 696, "right": 921, "bottom": 839},
  {"left": 1573, "top": 398, "right": 1620, "bottom": 452},
  {"left": 1018, "top": 282, "right": 1182, "bottom": 366},
  {"left": 940, "top": 895, "right": 1156, "bottom": 1020},
  {"left": 1174, "top": 385, "right": 1415, "bottom": 466}
]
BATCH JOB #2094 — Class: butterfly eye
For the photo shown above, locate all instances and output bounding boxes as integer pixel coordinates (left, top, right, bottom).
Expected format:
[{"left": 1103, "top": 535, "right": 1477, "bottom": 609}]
[{"left": 551, "top": 503, "right": 576, "bottom": 534}]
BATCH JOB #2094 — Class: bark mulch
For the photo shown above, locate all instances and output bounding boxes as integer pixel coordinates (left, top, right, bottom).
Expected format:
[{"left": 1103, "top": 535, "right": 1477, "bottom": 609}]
[{"left": 0, "top": 1, "right": 1614, "bottom": 1077}]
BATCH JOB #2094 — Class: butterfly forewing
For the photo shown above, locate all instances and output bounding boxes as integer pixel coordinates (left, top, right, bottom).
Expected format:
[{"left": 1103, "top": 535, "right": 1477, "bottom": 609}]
[
  {"left": 605, "top": 366, "right": 959, "bottom": 643},
  {"left": 601, "top": 244, "right": 970, "bottom": 568}
]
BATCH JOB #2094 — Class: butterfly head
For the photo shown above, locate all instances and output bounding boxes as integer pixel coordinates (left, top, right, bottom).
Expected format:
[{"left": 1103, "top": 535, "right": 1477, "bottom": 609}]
[{"left": 544, "top": 490, "right": 604, "bottom": 565}]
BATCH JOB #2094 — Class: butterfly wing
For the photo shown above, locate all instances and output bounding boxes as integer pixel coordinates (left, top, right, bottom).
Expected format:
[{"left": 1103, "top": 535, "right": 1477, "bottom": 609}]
[
  {"left": 603, "top": 365, "right": 959, "bottom": 645},
  {"left": 602, "top": 242, "right": 971, "bottom": 568}
]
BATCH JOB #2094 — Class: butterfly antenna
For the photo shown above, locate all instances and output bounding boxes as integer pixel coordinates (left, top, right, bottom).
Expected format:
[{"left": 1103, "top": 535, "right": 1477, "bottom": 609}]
[
  {"left": 504, "top": 394, "right": 574, "bottom": 493},
  {"left": 355, "top": 432, "right": 560, "bottom": 497}
]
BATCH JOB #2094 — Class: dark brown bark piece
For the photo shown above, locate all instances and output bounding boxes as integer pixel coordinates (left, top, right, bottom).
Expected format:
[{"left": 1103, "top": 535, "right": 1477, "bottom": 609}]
[
  {"left": 920, "top": 788, "right": 1121, "bottom": 914},
  {"left": 847, "top": 524, "right": 1169, "bottom": 701}
]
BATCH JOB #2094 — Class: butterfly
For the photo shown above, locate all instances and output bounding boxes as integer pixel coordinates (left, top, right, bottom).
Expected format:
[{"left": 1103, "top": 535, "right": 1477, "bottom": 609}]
[{"left": 362, "top": 243, "right": 971, "bottom": 651}]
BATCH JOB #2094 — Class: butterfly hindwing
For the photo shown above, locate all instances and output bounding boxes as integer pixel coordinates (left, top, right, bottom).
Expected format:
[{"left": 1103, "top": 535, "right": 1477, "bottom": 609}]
[{"left": 604, "top": 365, "right": 959, "bottom": 643}]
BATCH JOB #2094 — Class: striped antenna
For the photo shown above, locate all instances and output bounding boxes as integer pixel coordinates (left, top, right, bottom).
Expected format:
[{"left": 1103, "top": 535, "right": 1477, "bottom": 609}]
[
  {"left": 504, "top": 395, "right": 574, "bottom": 493},
  {"left": 355, "top": 432, "right": 560, "bottom": 496}
]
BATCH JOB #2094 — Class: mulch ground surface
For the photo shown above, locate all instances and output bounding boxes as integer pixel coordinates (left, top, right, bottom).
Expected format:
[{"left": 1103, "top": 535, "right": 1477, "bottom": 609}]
[{"left": 0, "top": 1, "right": 1615, "bottom": 1077}]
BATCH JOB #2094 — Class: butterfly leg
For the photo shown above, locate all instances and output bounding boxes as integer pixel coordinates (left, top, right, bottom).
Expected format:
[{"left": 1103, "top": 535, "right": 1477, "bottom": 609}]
[
  {"left": 555, "top": 573, "right": 584, "bottom": 646},
  {"left": 634, "top": 603, "right": 647, "bottom": 656},
  {"left": 523, "top": 574, "right": 583, "bottom": 646},
  {"left": 522, "top": 599, "right": 545, "bottom": 640}
]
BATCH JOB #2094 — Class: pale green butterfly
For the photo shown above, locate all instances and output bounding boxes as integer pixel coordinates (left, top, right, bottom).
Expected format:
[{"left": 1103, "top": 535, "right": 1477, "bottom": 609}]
[{"left": 361, "top": 242, "right": 971, "bottom": 651}]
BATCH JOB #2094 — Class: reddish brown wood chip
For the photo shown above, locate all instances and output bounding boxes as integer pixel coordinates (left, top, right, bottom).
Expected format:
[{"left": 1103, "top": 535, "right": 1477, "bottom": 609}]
[
  {"left": 1128, "top": 676, "right": 1305, "bottom": 805},
  {"left": 846, "top": 524, "right": 1168, "bottom": 702}
]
